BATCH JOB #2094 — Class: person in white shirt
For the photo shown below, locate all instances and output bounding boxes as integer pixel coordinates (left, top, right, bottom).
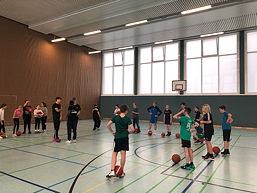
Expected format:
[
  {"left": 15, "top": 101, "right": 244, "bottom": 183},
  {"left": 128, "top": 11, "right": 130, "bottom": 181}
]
[
  {"left": 34, "top": 105, "right": 44, "bottom": 133},
  {"left": 0, "top": 104, "right": 7, "bottom": 136}
]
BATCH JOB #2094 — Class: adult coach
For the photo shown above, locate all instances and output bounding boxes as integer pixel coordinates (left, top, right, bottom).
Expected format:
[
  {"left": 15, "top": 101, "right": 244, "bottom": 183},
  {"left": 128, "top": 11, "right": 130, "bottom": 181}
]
[{"left": 52, "top": 97, "right": 62, "bottom": 142}]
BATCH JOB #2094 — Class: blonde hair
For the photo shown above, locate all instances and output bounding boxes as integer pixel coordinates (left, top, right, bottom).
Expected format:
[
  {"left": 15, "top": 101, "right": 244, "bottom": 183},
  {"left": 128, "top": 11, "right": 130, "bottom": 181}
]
[{"left": 202, "top": 104, "right": 211, "bottom": 114}]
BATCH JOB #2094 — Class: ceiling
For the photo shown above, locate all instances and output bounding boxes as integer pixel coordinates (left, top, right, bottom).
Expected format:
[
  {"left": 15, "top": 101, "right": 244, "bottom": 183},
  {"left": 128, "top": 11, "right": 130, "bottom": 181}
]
[{"left": 1, "top": 0, "right": 257, "bottom": 50}]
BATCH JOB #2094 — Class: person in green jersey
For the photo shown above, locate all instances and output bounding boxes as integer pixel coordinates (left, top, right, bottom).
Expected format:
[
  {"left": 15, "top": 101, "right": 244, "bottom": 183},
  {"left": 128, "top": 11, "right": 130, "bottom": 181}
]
[
  {"left": 173, "top": 107, "right": 199, "bottom": 170},
  {"left": 106, "top": 104, "right": 135, "bottom": 178}
]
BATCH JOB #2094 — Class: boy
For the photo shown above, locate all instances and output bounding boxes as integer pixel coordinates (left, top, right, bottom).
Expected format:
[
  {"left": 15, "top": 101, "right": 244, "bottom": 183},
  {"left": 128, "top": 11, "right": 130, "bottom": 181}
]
[
  {"left": 163, "top": 105, "right": 172, "bottom": 136},
  {"left": 219, "top": 105, "right": 233, "bottom": 155},
  {"left": 52, "top": 97, "right": 62, "bottom": 142},
  {"left": 106, "top": 104, "right": 135, "bottom": 178},
  {"left": 132, "top": 103, "right": 140, "bottom": 133},
  {"left": 66, "top": 100, "right": 79, "bottom": 144},
  {"left": 92, "top": 104, "right": 101, "bottom": 130},
  {"left": 147, "top": 101, "right": 162, "bottom": 135},
  {"left": 193, "top": 106, "right": 204, "bottom": 143},
  {"left": 173, "top": 107, "right": 198, "bottom": 170}
]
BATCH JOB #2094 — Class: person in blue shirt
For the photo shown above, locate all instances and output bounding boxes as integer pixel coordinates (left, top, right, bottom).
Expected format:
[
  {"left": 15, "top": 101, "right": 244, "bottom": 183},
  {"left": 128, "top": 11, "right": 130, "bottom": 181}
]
[
  {"left": 147, "top": 101, "right": 162, "bottom": 135},
  {"left": 219, "top": 105, "right": 233, "bottom": 155}
]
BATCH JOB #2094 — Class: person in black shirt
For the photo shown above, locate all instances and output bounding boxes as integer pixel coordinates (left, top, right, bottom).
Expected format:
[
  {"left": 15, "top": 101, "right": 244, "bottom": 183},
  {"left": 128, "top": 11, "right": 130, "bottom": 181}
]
[
  {"left": 163, "top": 105, "right": 172, "bottom": 136},
  {"left": 66, "top": 100, "right": 78, "bottom": 143},
  {"left": 193, "top": 106, "right": 204, "bottom": 143},
  {"left": 52, "top": 97, "right": 62, "bottom": 142},
  {"left": 132, "top": 103, "right": 140, "bottom": 133},
  {"left": 92, "top": 104, "right": 101, "bottom": 130},
  {"left": 23, "top": 100, "right": 32, "bottom": 134},
  {"left": 72, "top": 97, "right": 81, "bottom": 128}
]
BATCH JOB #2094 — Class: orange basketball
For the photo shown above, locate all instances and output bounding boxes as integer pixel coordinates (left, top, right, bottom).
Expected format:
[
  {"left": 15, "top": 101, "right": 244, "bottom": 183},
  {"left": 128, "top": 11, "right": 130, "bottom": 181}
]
[
  {"left": 148, "top": 130, "right": 153, "bottom": 136},
  {"left": 114, "top": 165, "right": 123, "bottom": 177},
  {"left": 161, "top": 132, "right": 165, "bottom": 137},
  {"left": 213, "top": 146, "right": 220, "bottom": 154},
  {"left": 171, "top": 154, "right": 181, "bottom": 164},
  {"left": 16, "top": 131, "right": 22, "bottom": 136},
  {"left": 175, "top": 133, "right": 180, "bottom": 138}
]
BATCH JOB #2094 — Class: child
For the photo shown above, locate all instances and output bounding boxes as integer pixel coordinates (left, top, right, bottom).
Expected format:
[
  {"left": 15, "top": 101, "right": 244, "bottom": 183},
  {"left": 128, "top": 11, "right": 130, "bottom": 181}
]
[
  {"left": 0, "top": 104, "right": 7, "bottom": 135},
  {"left": 34, "top": 105, "right": 44, "bottom": 133},
  {"left": 106, "top": 104, "right": 135, "bottom": 178},
  {"left": 132, "top": 103, "right": 140, "bottom": 133},
  {"left": 66, "top": 100, "right": 79, "bottom": 144},
  {"left": 52, "top": 97, "right": 62, "bottom": 142},
  {"left": 179, "top": 102, "right": 186, "bottom": 117},
  {"left": 173, "top": 107, "right": 198, "bottom": 170},
  {"left": 92, "top": 104, "right": 101, "bottom": 131},
  {"left": 147, "top": 101, "right": 162, "bottom": 135},
  {"left": 12, "top": 105, "right": 23, "bottom": 137},
  {"left": 23, "top": 100, "right": 32, "bottom": 134},
  {"left": 41, "top": 102, "right": 48, "bottom": 132},
  {"left": 219, "top": 105, "right": 233, "bottom": 155},
  {"left": 163, "top": 105, "right": 172, "bottom": 136},
  {"left": 114, "top": 105, "right": 120, "bottom": 115},
  {"left": 193, "top": 106, "right": 204, "bottom": 143},
  {"left": 201, "top": 104, "right": 215, "bottom": 160}
]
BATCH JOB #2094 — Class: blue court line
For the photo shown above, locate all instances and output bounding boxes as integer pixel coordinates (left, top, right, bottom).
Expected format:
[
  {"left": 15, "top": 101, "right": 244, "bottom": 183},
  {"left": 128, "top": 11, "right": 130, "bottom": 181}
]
[
  {"left": 0, "top": 171, "right": 60, "bottom": 193},
  {"left": 34, "top": 138, "right": 177, "bottom": 193},
  {"left": 0, "top": 144, "right": 97, "bottom": 169}
]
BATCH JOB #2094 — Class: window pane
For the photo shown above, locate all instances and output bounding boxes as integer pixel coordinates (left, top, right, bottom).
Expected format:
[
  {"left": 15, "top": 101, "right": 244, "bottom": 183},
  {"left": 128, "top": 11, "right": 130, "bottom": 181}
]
[
  {"left": 103, "top": 52, "right": 113, "bottom": 67},
  {"left": 203, "top": 38, "right": 217, "bottom": 56},
  {"left": 247, "top": 52, "right": 257, "bottom": 92},
  {"left": 114, "top": 52, "right": 123, "bottom": 65},
  {"left": 219, "top": 35, "right": 237, "bottom": 55},
  {"left": 202, "top": 57, "right": 219, "bottom": 93},
  {"left": 186, "top": 59, "right": 202, "bottom": 93},
  {"left": 102, "top": 67, "right": 113, "bottom": 94},
  {"left": 140, "top": 47, "right": 151, "bottom": 63},
  {"left": 165, "top": 61, "right": 179, "bottom": 93},
  {"left": 166, "top": 43, "right": 178, "bottom": 60},
  {"left": 247, "top": 31, "right": 257, "bottom": 52},
  {"left": 139, "top": 63, "right": 151, "bottom": 94},
  {"left": 124, "top": 65, "right": 134, "bottom": 94},
  {"left": 113, "top": 66, "right": 123, "bottom": 94},
  {"left": 186, "top": 40, "right": 201, "bottom": 58},
  {"left": 153, "top": 46, "right": 164, "bottom": 61},
  {"left": 124, "top": 49, "right": 134, "bottom": 65},
  {"left": 152, "top": 62, "right": 164, "bottom": 93},
  {"left": 219, "top": 55, "right": 238, "bottom": 93}
]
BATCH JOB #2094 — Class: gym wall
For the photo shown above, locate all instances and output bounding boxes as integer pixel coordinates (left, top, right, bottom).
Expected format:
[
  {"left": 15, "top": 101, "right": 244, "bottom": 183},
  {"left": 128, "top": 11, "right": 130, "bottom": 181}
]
[
  {"left": 100, "top": 95, "right": 257, "bottom": 128},
  {"left": 0, "top": 17, "right": 102, "bottom": 125}
]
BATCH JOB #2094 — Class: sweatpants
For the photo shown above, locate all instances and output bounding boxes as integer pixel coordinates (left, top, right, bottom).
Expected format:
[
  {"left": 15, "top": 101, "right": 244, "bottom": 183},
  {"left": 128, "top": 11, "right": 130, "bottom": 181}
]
[
  {"left": 13, "top": 118, "right": 19, "bottom": 134},
  {"left": 53, "top": 117, "right": 61, "bottom": 139},
  {"left": 35, "top": 117, "right": 41, "bottom": 130},
  {"left": 67, "top": 119, "right": 77, "bottom": 141},
  {"left": 23, "top": 116, "right": 31, "bottom": 133}
]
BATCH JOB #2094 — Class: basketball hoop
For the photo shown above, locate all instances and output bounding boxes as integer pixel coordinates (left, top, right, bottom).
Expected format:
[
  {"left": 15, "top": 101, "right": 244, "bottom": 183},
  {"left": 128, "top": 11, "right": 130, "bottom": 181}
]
[{"left": 172, "top": 80, "right": 187, "bottom": 91}]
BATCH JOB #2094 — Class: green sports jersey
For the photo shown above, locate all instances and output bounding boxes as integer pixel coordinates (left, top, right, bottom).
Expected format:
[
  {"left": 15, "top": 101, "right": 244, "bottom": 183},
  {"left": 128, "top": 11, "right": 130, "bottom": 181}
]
[
  {"left": 111, "top": 115, "right": 132, "bottom": 139},
  {"left": 179, "top": 116, "right": 195, "bottom": 141}
]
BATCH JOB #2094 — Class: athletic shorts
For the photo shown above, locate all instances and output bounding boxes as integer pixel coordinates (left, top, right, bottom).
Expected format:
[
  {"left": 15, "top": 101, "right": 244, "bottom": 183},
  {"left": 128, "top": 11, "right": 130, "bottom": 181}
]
[
  {"left": 195, "top": 126, "right": 203, "bottom": 133},
  {"left": 114, "top": 137, "right": 129, "bottom": 152},
  {"left": 181, "top": 139, "right": 191, "bottom": 148},
  {"left": 223, "top": 129, "right": 231, "bottom": 142},
  {"left": 165, "top": 119, "right": 171, "bottom": 125},
  {"left": 204, "top": 128, "right": 214, "bottom": 141},
  {"left": 150, "top": 117, "right": 158, "bottom": 124}
]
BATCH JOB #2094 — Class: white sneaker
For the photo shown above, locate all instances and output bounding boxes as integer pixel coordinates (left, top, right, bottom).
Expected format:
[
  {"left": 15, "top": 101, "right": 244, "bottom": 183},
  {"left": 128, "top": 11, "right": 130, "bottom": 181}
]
[
  {"left": 153, "top": 131, "right": 157, "bottom": 135},
  {"left": 12, "top": 134, "right": 17, "bottom": 137},
  {"left": 106, "top": 170, "right": 115, "bottom": 178},
  {"left": 0, "top": 136, "right": 3, "bottom": 139},
  {"left": 72, "top": 140, "right": 77, "bottom": 143},
  {"left": 65, "top": 140, "right": 72, "bottom": 144}
]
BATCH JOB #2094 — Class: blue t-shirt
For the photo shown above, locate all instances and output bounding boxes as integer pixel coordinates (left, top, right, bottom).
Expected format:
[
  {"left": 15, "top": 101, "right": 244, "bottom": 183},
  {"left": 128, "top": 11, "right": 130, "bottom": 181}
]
[
  {"left": 147, "top": 106, "right": 162, "bottom": 118},
  {"left": 222, "top": 112, "right": 231, "bottom": 130}
]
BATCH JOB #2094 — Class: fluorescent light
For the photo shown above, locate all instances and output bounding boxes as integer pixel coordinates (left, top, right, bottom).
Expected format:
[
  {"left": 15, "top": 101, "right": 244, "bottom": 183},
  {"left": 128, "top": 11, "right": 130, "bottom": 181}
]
[
  {"left": 125, "top": 20, "right": 148, "bottom": 27},
  {"left": 84, "top": 30, "right": 101, "bottom": 36},
  {"left": 88, "top": 50, "right": 101, "bottom": 54},
  {"left": 200, "top": 32, "right": 224, "bottom": 38},
  {"left": 118, "top": 46, "right": 133, "bottom": 50},
  {"left": 51, "top": 37, "right": 66, "bottom": 43},
  {"left": 154, "top": 40, "right": 173, "bottom": 45},
  {"left": 181, "top": 5, "right": 212, "bottom": 15}
]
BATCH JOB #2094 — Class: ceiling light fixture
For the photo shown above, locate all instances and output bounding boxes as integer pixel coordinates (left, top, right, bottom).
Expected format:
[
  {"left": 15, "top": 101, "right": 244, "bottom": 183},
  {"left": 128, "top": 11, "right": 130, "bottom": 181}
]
[
  {"left": 181, "top": 5, "right": 212, "bottom": 15},
  {"left": 154, "top": 40, "right": 173, "bottom": 45},
  {"left": 200, "top": 32, "right": 224, "bottom": 38},
  {"left": 118, "top": 46, "right": 133, "bottom": 50},
  {"left": 84, "top": 30, "right": 101, "bottom": 36},
  {"left": 51, "top": 37, "right": 66, "bottom": 43},
  {"left": 88, "top": 50, "right": 101, "bottom": 54},
  {"left": 125, "top": 20, "right": 148, "bottom": 27}
]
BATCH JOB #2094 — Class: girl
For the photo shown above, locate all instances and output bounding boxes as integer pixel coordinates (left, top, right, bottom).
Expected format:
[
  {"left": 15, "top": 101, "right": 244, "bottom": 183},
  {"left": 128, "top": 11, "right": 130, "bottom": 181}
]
[
  {"left": 92, "top": 104, "right": 101, "bottom": 131},
  {"left": 114, "top": 105, "right": 120, "bottom": 115},
  {"left": 0, "top": 104, "right": 7, "bottom": 135},
  {"left": 201, "top": 104, "right": 215, "bottom": 160},
  {"left": 34, "top": 105, "right": 43, "bottom": 133},
  {"left": 41, "top": 102, "right": 48, "bottom": 132},
  {"left": 23, "top": 100, "right": 32, "bottom": 134},
  {"left": 163, "top": 105, "right": 172, "bottom": 136},
  {"left": 66, "top": 100, "right": 78, "bottom": 144},
  {"left": 12, "top": 105, "right": 23, "bottom": 137}
]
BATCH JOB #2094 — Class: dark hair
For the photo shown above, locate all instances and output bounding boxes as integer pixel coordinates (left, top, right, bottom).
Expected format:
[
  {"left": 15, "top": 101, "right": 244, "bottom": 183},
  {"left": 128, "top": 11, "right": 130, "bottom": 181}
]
[
  {"left": 219, "top": 105, "right": 226, "bottom": 110},
  {"left": 94, "top": 104, "right": 98, "bottom": 107},
  {"left": 180, "top": 102, "right": 186, "bottom": 106},
  {"left": 184, "top": 107, "right": 191, "bottom": 114},
  {"left": 24, "top": 100, "right": 29, "bottom": 103},
  {"left": 115, "top": 104, "right": 119, "bottom": 107},
  {"left": 120, "top": 104, "right": 129, "bottom": 113},
  {"left": 194, "top": 106, "right": 199, "bottom": 110},
  {"left": 72, "top": 97, "right": 76, "bottom": 101},
  {"left": 69, "top": 100, "right": 74, "bottom": 106},
  {"left": 56, "top": 97, "right": 62, "bottom": 101},
  {"left": 0, "top": 104, "right": 7, "bottom": 108},
  {"left": 41, "top": 102, "right": 47, "bottom": 107}
]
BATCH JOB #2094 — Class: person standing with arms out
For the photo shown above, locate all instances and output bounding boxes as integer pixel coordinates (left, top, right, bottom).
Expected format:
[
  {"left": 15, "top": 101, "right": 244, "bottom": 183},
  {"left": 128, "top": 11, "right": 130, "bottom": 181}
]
[
  {"left": 72, "top": 97, "right": 81, "bottom": 128},
  {"left": 219, "top": 105, "right": 233, "bottom": 155},
  {"left": 92, "top": 104, "right": 101, "bottom": 131},
  {"left": 41, "top": 102, "right": 48, "bottom": 132},
  {"left": 34, "top": 105, "right": 44, "bottom": 133},
  {"left": 52, "top": 97, "right": 62, "bottom": 142},
  {"left": 132, "top": 103, "right": 140, "bottom": 133},
  {"left": 147, "top": 101, "right": 162, "bottom": 135},
  {"left": 66, "top": 100, "right": 79, "bottom": 144},
  {"left": 0, "top": 104, "right": 7, "bottom": 135},
  {"left": 23, "top": 100, "right": 32, "bottom": 134},
  {"left": 163, "top": 105, "right": 172, "bottom": 136},
  {"left": 12, "top": 105, "right": 23, "bottom": 137}
]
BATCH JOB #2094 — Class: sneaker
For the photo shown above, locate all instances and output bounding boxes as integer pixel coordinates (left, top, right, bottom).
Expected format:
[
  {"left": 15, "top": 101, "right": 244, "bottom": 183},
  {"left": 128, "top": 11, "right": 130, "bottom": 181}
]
[
  {"left": 52, "top": 138, "right": 57, "bottom": 141},
  {"left": 189, "top": 163, "right": 195, "bottom": 169},
  {"left": 206, "top": 154, "right": 215, "bottom": 161},
  {"left": 153, "top": 131, "right": 157, "bottom": 135},
  {"left": 202, "top": 154, "right": 209, "bottom": 160},
  {"left": 166, "top": 132, "right": 171, "bottom": 136},
  {"left": 106, "top": 170, "right": 115, "bottom": 178},
  {"left": 55, "top": 139, "right": 61, "bottom": 142},
  {"left": 22, "top": 131, "right": 26, "bottom": 134},
  {"left": 12, "top": 134, "right": 17, "bottom": 137},
  {"left": 35, "top": 130, "right": 37, "bottom": 133},
  {"left": 65, "top": 140, "right": 72, "bottom": 144},
  {"left": 72, "top": 140, "right": 77, "bottom": 143},
  {"left": 119, "top": 172, "right": 125, "bottom": 178},
  {"left": 0, "top": 136, "right": 3, "bottom": 139},
  {"left": 181, "top": 164, "right": 191, "bottom": 170},
  {"left": 28, "top": 131, "right": 31, "bottom": 134},
  {"left": 93, "top": 128, "right": 96, "bottom": 130}
]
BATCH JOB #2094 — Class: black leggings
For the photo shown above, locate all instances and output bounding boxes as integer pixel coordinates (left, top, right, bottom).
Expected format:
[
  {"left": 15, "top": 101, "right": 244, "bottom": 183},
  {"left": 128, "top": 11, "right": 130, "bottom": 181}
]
[
  {"left": 53, "top": 117, "right": 60, "bottom": 139},
  {"left": 93, "top": 117, "right": 101, "bottom": 129},
  {"left": 67, "top": 120, "right": 77, "bottom": 141},
  {"left": 35, "top": 117, "right": 41, "bottom": 130},
  {"left": 133, "top": 117, "right": 140, "bottom": 131},
  {"left": 0, "top": 121, "right": 5, "bottom": 133},
  {"left": 23, "top": 116, "right": 31, "bottom": 133},
  {"left": 41, "top": 116, "right": 47, "bottom": 130},
  {"left": 13, "top": 118, "right": 19, "bottom": 134}
]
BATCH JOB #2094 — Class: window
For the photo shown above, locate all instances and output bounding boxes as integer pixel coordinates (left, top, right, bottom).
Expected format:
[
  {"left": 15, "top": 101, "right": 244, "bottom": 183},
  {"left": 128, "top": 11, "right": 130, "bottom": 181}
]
[
  {"left": 138, "top": 43, "right": 179, "bottom": 94},
  {"left": 246, "top": 31, "right": 257, "bottom": 93},
  {"left": 185, "top": 34, "right": 238, "bottom": 94},
  {"left": 102, "top": 49, "right": 134, "bottom": 95}
]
